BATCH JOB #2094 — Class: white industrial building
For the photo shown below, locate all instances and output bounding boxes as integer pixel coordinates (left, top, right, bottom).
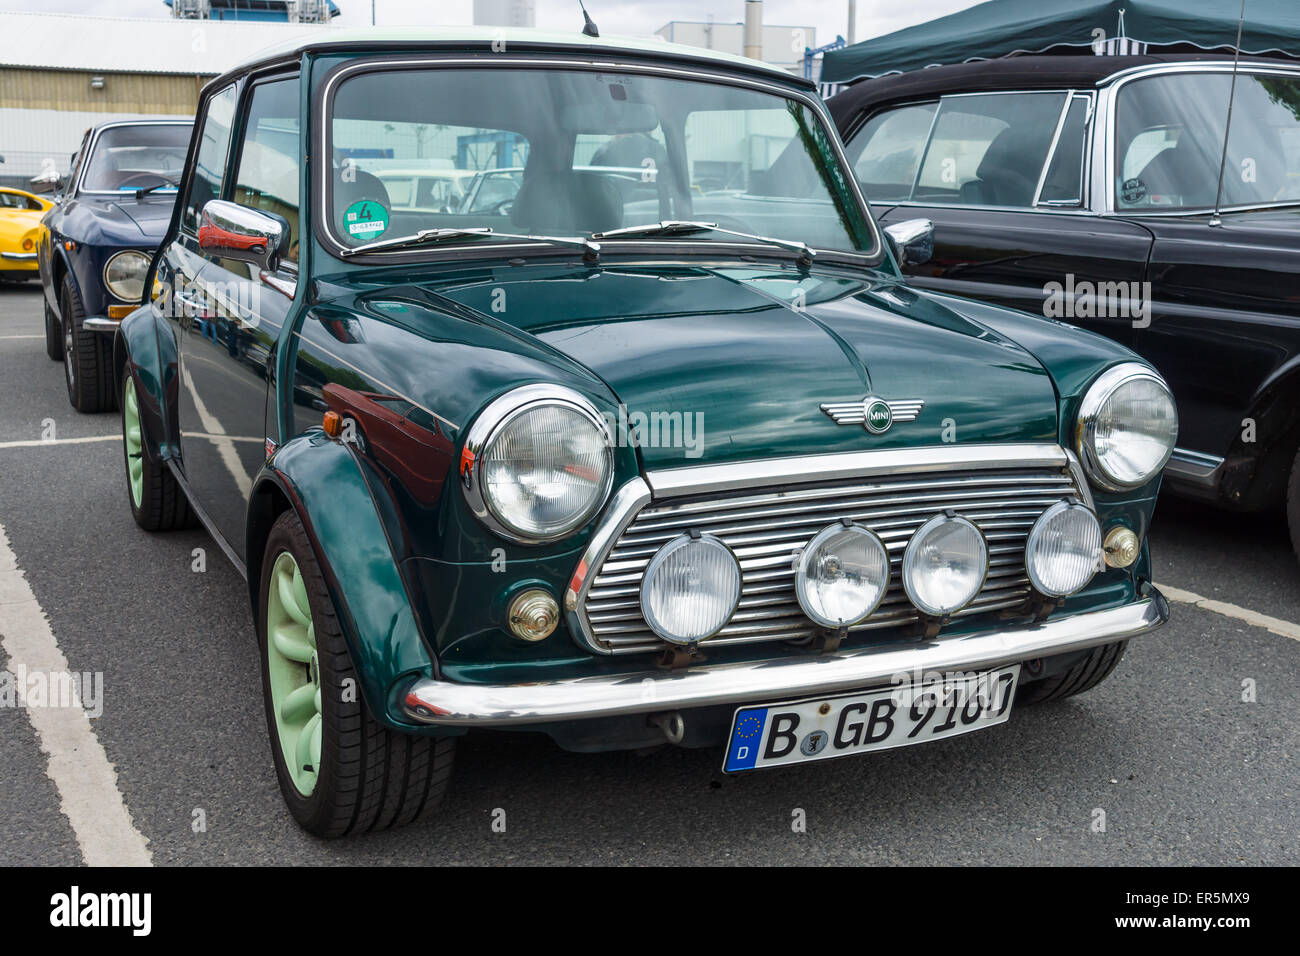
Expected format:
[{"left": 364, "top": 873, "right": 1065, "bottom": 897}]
[
  {"left": 655, "top": 19, "right": 816, "bottom": 74},
  {"left": 0, "top": 11, "right": 335, "bottom": 187}
]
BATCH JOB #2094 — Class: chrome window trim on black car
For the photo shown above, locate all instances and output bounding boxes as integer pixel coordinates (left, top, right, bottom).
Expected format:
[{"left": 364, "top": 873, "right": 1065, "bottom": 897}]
[
  {"left": 1098, "top": 60, "right": 1300, "bottom": 217},
  {"left": 843, "top": 88, "right": 1099, "bottom": 215},
  {"left": 312, "top": 54, "right": 885, "bottom": 267}
]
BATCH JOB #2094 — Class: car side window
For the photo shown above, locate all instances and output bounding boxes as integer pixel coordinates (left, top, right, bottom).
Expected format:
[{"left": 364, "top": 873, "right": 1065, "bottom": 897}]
[
  {"left": 181, "top": 84, "right": 237, "bottom": 235},
  {"left": 232, "top": 76, "right": 301, "bottom": 264},
  {"left": 1038, "top": 95, "right": 1090, "bottom": 205},
  {"left": 847, "top": 103, "right": 937, "bottom": 202},
  {"left": 914, "top": 92, "right": 1067, "bottom": 207}
]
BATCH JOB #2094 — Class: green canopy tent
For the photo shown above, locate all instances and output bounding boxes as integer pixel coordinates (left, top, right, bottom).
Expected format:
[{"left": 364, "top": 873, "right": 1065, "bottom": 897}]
[{"left": 821, "top": 0, "right": 1300, "bottom": 83}]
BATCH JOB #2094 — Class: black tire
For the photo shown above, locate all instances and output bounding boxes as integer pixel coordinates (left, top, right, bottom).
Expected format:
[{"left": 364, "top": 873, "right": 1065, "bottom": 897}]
[
  {"left": 121, "top": 364, "right": 195, "bottom": 532},
  {"left": 61, "top": 273, "right": 114, "bottom": 412},
  {"left": 44, "top": 296, "right": 62, "bottom": 361},
  {"left": 1016, "top": 641, "right": 1127, "bottom": 705},
  {"left": 1287, "top": 445, "right": 1300, "bottom": 568},
  {"left": 258, "top": 510, "right": 455, "bottom": 837}
]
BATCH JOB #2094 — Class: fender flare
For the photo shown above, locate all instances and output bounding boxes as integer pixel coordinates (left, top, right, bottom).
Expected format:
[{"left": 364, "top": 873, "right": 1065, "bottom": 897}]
[
  {"left": 113, "top": 307, "right": 174, "bottom": 461},
  {"left": 45, "top": 241, "right": 79, "bottom": 321},
  {"left": 247, "top": 432, "right": 440, "bottom": 732}
]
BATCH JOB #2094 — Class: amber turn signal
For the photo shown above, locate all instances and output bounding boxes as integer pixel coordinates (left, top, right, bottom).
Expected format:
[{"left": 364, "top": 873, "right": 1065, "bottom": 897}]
[
  {"left": 507, "top": 589, "right": 559, "bottom": 642},
  {"left": 107, "top": 305, "right": 133, "bottom": 320},
  {"left": 1103, "top": 526, "right": 1140, "bottom": 568},
  {"left": 322, "top": 411, "right": 342, "bottom": 438}
]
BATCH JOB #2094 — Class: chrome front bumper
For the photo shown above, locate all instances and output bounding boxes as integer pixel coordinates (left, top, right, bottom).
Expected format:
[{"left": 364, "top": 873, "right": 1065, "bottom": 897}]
[
  {"left": 1, "top": 252, "right": 37, "bottom": 261},
  {"left": 400, "top": 594, "right": 1167, "bottom": 727}
]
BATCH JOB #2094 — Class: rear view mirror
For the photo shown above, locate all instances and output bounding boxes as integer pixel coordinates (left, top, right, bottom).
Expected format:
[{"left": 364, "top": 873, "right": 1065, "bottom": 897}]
[
  {"left": 198, "top": 199, "right": 290, "bottom": 272},
  {"left": 884, "top": 218, "right": 934, "bottom": 267},
  {"left": 559, "top": 101, "right": 658, "bottom": 134}
]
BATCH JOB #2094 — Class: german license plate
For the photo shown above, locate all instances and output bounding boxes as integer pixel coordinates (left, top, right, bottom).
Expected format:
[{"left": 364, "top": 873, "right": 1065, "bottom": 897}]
[{"left": 722, "top": 665, "right": 1020, "bottom": 772}]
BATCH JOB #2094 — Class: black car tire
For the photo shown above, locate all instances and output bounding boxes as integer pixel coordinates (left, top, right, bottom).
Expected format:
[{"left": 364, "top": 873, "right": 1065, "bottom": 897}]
[
  {"left": 1016, "top": 641, "right": 1127, "bottom": 705},
  {"left": 122, "top": 364, "right": 195, "bottom": 532},
  {"left": 61, "top": 273, "right": 115, "bottom": 413},
  {"left": 259, "top": 510, "right": 455, "bottom": 838},
  {"left": 44, "top": 297, "right": 62, "bottom": 361},
  {"left": 1287, "top": 445, "right": 1300, "bottom": 567}
]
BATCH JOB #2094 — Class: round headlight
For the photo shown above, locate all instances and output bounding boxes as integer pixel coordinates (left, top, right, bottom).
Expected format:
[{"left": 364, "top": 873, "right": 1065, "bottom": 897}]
[
  {"left": 465, "top": 385, "right": 613, "bottom": 542},
  {"left": 640, "top": 533, "right": 741, "bottom": 644},
  {"left": 104, "top": 250, "right": 151, "bottom": 302},
  {"left": 1077, "top": 364, "right": 1178, "bottom": 490},
  {"left": 902, "top": 514, "right": 988, "bottom": 617},
  {"left": 795, "top": 522, "right": 890, "bottom": 628},
  {"left": 1025, "top": 501, "right": 1102, "bottom": 597}
]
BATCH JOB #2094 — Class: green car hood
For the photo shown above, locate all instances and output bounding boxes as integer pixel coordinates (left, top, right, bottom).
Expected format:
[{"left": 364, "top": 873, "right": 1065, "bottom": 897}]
[{"left": 424, "top": 262, "right": 1059, "bottom": 467}]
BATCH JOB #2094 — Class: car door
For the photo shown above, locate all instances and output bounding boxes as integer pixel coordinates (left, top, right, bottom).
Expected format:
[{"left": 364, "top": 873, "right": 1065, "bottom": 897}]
[
  {"left": 176, "top": 76, "right": 301, "bottom": 564},
  {"left": 845, "top": 91, "right": 1153, "bottom": 347},
  {"left": 1113, "top": 69, "right": 1300, "bottom": 474},
  {"left": 154, "top": 81, "right": 265, "bottom": 564}
]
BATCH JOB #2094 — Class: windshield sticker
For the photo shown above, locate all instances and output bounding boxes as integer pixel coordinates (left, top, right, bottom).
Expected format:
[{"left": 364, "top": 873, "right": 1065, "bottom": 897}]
[
  {"left": 1120, "top": 178, "right": 1148, "bottom": 205},
  {"left": 344, "top": 200, "right": 389, "bottom": 239}
]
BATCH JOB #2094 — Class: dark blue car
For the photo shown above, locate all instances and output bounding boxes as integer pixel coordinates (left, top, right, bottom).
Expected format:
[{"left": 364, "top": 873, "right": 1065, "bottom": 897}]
[{"left": 39, "top": 119, "right": 192, "bottom": 412}]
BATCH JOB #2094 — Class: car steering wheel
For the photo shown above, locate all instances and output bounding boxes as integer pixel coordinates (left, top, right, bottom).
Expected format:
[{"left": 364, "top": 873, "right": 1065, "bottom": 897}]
[{"left": 117, "top": 172, "right": 169, "bottom": 189}]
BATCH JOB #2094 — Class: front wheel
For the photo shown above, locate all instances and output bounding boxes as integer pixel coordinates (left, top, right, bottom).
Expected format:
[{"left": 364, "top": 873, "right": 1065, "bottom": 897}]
[
  {"left": 121, "top": 365, "right": 194, "bottom": 531},
  {"left": 61, "top": 274, "right": 114, "bottom": 412},
  {"left": 258, "top": 510, "right": 455, "bottom": 837},
  {"left": 1016, "top": 641, "right": 1127, "bottom": 705}
]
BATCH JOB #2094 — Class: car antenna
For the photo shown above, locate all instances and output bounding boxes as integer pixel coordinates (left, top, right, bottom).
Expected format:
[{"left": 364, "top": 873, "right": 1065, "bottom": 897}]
[
  {"left": 1210, "top": 0, "right": 1248, "bottom": 228},
  {"left": 578, "top": 0, "right": 599, "bottom": 38}
]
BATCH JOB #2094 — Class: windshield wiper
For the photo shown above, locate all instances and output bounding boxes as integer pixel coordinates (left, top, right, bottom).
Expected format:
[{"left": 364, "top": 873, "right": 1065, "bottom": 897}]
[
  {"left": 591, "top": 220, "right": 815, "bottom": 263},
  {"left": 135, "top": 178, "right": 179, "bottom": 201},
  {"left": 341, "top": 226, "right": 600, "bottom": 261}
]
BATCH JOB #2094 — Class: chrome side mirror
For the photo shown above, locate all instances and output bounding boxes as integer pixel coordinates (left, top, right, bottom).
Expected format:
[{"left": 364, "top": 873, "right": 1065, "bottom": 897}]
[
  {"left": 884, "top": 218, "right": 934, "bottom": 267},
  {"left": 198, "top": 199, "right": 289, "bottom": 272}
]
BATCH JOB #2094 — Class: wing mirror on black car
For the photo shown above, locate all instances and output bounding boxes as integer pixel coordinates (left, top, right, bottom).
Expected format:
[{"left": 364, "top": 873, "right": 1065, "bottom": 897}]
[
  {"left": 198, "top": 199, "right": 291, "bottom": 273},
  {"left": 884, "top": 218, "right": 934, "bottom": 267}
]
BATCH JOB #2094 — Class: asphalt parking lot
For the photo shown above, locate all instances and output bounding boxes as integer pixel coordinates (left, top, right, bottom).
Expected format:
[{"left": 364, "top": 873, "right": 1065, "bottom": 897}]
[{"left": 0, "top": 282, "right": 1296, "bottom": 866}]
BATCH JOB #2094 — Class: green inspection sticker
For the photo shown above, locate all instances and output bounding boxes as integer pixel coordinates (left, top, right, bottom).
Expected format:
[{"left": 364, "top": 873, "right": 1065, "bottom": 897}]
[{"left": 343, "top": 199, "right": 388, "bottom": 239}]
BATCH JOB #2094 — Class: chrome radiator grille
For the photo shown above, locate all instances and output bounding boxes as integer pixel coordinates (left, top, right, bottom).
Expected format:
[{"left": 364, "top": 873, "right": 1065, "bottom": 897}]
[{"left": 576, "top": 462, "right": 1083, "bottom": 655}]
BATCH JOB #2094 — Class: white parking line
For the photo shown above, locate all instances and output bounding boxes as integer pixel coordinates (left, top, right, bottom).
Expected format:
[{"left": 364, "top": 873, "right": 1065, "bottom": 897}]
[
  {"left": 0, "top": 523, "right": 152, "bottom": 866},
  {"left": 0, "top": 435, "right": 118, "bottom": 450},
  {"left": 1160, "top": 582, "right": 1300, "bottom": 643},
  {"left": 0, "top": 335, "right": 43, "bottom": 340}
]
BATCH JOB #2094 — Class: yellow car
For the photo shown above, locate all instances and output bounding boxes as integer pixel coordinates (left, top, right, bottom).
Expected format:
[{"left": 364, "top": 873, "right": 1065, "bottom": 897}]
[{"left": 0, "top": 186, "right": 52, "bottom": 284}]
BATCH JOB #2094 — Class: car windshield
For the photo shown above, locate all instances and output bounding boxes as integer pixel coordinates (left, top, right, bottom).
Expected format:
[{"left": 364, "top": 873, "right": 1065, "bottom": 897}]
[
  {"left": 327, "top": 67, "right": 872, "bottom": 256},
  {"left": 1115, "top": 72, "right": 1300, "bottom": 211},
  {"left": 81, "top": 124, "right": 190, "bottom": 194}
]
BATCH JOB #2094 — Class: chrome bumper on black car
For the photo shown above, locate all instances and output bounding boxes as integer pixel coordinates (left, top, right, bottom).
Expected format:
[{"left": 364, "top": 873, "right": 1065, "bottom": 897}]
[{"left": 401, "top": 595, "right": 1167, "bottom": 726}]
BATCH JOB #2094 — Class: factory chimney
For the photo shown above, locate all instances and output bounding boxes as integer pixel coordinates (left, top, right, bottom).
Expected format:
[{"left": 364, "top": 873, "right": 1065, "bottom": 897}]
[{"left": 743, "top": 0, "right": 763, "bottom": 61}]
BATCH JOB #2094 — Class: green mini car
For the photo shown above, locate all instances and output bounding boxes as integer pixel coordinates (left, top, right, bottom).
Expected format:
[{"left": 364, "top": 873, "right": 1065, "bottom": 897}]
[{"left": 116, "top": 27, "right": 1175, "bottom": 836}]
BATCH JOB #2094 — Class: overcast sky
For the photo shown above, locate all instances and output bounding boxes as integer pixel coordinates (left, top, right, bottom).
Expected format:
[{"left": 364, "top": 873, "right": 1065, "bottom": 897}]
[{"left": 4, "top": 0, "right": 980, "bottom": 50}]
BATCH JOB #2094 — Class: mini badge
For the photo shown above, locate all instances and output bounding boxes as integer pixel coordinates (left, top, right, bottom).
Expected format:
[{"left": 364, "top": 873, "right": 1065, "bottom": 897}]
[
  {"left": 343, "top": 199, "right": 389, "bottom": 240},
  {"left": 820, "top": 395, "right": 925, "bottom": 433}
]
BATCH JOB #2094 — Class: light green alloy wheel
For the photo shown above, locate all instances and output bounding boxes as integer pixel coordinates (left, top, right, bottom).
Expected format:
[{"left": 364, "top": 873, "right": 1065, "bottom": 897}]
[
  {"left": 266, "top": 551, "right": 323, "bottom": 797},
  {"left": 123, "top": 376, "right": 143, "bottom": 509}
]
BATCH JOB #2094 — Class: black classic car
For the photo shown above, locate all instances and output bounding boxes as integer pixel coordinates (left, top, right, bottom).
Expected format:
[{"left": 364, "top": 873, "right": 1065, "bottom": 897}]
[
  {"left": 829, "top": 55, "right": 1300, "bottom": 562},
  {"left": 38, "top": 119, "right": 193, "bottom": 412}
]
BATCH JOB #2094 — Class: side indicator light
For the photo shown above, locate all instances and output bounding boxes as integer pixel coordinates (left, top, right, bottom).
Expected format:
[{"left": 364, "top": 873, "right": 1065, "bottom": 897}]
[{"left": 322, "top": 411, "right": 342, "bottom": 438}]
